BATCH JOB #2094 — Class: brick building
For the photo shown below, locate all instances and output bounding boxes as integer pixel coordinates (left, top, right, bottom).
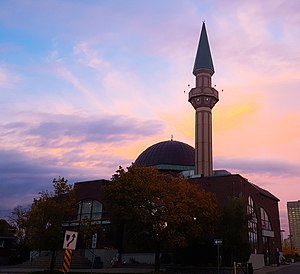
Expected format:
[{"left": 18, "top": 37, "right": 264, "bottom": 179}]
[
  {"left": 190, "top": 174, "right": 281, "bottom": 265},
  {"left": 0, "top": 219, "right": 16, "bottom": 265}
]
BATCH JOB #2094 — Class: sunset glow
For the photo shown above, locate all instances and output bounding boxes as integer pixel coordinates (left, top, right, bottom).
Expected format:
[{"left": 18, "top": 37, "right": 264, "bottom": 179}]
[{"left": 0, "top": 0, "right": 300, "bottom": 238}]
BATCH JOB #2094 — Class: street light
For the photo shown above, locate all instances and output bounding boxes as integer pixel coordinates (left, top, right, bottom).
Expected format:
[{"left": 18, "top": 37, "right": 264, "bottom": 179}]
[
  {"left": 280, "top": 229, "right": 285, "bottom": 249},
  {"left": 288, "top": 234, "right": 293, "bottom": 249}
]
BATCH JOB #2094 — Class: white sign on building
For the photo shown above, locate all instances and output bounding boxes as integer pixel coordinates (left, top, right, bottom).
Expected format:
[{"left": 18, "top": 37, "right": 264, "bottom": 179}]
[{"left": 91, "top": 233, "right": 97, "bottom": 249}]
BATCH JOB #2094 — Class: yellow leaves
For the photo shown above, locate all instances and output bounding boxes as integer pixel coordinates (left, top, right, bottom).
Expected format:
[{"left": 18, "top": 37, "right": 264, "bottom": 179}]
[{"left": 283, "top": 243, "right": 298, "bottom": 257}]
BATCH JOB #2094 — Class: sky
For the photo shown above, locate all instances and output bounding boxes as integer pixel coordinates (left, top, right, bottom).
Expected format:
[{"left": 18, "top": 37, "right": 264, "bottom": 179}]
[{"left": 0, "top": 0, "right": 299, "bottom": 238}]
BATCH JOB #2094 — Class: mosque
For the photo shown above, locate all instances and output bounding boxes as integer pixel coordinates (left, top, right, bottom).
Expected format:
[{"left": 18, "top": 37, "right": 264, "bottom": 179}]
[{"left": 65, "top": 23, "right": 281, "bottom": 269}]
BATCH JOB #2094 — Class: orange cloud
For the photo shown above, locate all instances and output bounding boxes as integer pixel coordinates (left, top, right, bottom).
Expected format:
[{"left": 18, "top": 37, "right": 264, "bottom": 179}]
[{"left": 215, "top": 94, "right": 260, "bottom": 132}]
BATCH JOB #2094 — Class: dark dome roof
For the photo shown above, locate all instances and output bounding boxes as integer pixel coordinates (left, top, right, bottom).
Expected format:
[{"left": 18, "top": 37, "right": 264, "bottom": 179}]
[{"left": 135, "top": 140, "right": 195, "bottom": 168}]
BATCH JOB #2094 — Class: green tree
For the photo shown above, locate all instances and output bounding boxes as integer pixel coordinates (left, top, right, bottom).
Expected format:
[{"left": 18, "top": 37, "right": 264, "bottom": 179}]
[
  {"left": 77, "top": 218, "right": 101, "bottom": 249},
  {"left": 105, "top": 165, "right": 220, "bottom": 271},
  {"left": 221, "top": 196, "right": 251, "bottom": 265}
]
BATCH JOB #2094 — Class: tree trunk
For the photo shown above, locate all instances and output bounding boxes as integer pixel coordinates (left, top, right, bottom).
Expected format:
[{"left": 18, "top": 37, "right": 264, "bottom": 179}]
[
  {"left": 154, "top": 243, "right": 160, "bottom": 272},
  {"left": 118, "top": 224, "right": 125, "bottom": 264},
  {"left": 50, "top": 250, "right": 56, "bottom": 271}
]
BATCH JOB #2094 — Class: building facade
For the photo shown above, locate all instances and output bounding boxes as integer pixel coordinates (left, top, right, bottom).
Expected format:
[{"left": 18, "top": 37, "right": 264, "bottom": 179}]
[
  {"left": 190, "top": 174, "right": 281, "bottom": 266},
  {"left": 62, "top": 179, "right": 114, "bottom": 249},
  {"left": 287, "top": 201, "right": 300, "bottom": 254},
  {"left": 0, "top": 219, "right": 16, "bottom": 265}
]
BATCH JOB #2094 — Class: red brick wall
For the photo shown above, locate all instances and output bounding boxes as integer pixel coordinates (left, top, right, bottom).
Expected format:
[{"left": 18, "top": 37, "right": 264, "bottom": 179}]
[{"left": 189, "top": 174, "right": 281, "bottom": 259}]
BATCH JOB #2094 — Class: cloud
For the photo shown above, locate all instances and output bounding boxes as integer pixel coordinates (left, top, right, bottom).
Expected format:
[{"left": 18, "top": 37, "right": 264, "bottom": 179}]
[
  {"left": 0, "top": 146, "right": 131, "bottom": 218},
  {"left": 73, "top": 42, "right": 110, "bottom": 70},
  {"left": 0, "top": 68, "right": 8, "bottom": 85},
  {"left": 0, "top": 148, "right": 73, "bottom": 215},
  {"left": 0, "top": 67, "right": 20, "bottom": 88},
  {"left": 0, "top": 111, "right": 164, "bottom": 217},
  {"left": 214, "top": 94, "right": 260, "bottom": 132},
  {"left": 215, "top": 157, "right": 300, "bottom": 177},
  {"left": 2, "top": 112, "right": 164, "bottom": 148}
]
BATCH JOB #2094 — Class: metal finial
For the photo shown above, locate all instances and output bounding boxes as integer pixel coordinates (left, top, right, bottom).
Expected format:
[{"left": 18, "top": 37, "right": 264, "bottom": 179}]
[{"left": 171, "top": 134, "right": 173, "bottom": 141}]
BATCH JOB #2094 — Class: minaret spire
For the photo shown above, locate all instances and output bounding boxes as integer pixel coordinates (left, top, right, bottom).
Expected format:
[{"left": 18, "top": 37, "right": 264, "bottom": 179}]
[
  {"left": 193, "top": 22, "right": 215, "bottom": 76},
  {"left": 189, "top": 22, "right": 219, "bottom": 176}
]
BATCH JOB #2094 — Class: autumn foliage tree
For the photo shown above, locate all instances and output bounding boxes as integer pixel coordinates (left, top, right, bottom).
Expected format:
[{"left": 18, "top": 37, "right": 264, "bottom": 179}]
[
  {"left": 25, "top": 177, "right": 74, "bottom": 270},
  {"left": 26, "top": 177, "right": 74, "bottom": 251},
  {"left": 105, "top": 164, "right": 220, "bottom": 270},
  {"left": 283, "top": 242, "right": 298, "bottom": 258}
]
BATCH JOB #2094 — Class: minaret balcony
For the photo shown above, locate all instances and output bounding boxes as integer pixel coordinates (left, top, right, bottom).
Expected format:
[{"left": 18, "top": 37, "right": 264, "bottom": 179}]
[
  {"left": 188, "top": 87, "right": 219, "bottom": 109},
  {"left": 189, "top": 87, "right": 219, "bottom": 99}
]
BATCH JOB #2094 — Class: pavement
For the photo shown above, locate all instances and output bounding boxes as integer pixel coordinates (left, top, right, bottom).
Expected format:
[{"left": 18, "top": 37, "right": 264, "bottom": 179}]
[
  {"left": 0, "top": 263, "right": 298, "bottom": 274},
  {"left": 0, "top": 266, "right": 154, "bottom": 274},
  {"left": 254, "top": 262, "right": 299, "bottom": 274}
]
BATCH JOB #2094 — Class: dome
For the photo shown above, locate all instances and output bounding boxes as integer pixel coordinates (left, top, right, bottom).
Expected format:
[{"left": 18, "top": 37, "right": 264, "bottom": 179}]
[{"left": 135, "top": 140, "right": 195, "bottom": 171}]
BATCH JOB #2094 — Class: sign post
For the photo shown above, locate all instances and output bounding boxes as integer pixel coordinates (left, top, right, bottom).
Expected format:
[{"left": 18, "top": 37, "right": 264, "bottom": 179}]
[
  {"left": 214, "top": 239, "right": 222, "bottom": 274},
  {"left": 62, "top": 230, "right": 78, "bottom": 273}
]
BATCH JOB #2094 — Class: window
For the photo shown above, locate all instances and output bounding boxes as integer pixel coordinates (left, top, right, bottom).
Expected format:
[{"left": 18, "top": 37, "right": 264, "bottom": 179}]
[
  {"left": 76, "top": 200, "right": 103, "bottom": 221},
  {"left": 92, "top": 201, "right": 102, "bottom": 220},
  {"left": 247, "top": 196, "right": 258, "bottom": 250},
  {"left": 260, "top": 208, "right": 272, "bottom": 231}
]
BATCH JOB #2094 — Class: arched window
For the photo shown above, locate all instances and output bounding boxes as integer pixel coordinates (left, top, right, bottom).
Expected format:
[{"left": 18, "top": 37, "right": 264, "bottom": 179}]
[
  {"left": 247, "top": 196, "right": 258, "bottom": 250},
  {"left": 260, "top": 208, "right": 272, "bottom": 231},
  {"left": 76, "top": 200, "right": 103, "bottom": 221}
]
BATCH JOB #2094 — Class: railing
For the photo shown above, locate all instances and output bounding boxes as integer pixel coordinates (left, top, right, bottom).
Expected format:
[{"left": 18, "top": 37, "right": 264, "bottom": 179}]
[
  {"left": 30, "top": 250, "right": 40, "bottom": 267},
  {"left": 84, "top": 248, "right": 99, "bottom": 273},
  {"left": 234, "top": 262, "right": 253, "bottom": 274}
]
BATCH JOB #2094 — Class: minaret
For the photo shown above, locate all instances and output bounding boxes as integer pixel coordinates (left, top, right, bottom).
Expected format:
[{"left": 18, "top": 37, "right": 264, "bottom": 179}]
[{"left": 188, "top": 22, "right": 219, "bottom": 176}]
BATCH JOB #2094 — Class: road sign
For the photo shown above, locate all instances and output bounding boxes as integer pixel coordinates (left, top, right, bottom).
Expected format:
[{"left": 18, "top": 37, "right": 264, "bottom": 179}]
[
  {"left": 63, "top": 230, "right": 78, "bottom": 250},
  {"left": 214, "top": 239, "right": 223, "bottom": 274},
  {"left": 214, "top": 239, "right": 223, "bottom": 245}
]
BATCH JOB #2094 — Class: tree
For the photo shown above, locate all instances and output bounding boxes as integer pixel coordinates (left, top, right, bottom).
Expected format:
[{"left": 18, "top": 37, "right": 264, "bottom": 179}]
[
  {"left": 77, "top": 218, "right": 101, "bottom": 249},
  {"left": 220, "top": 196, "right": 251, "bottom": 265},
  {"left": 25, "top": 177, "right": 74, "bottom": 270},
  {"left": 105, "top": 165, "right": 220, "bottom": 271},
  {"left": 8, "top": 205, "right": 30, "bottom": 264},
  {"left": 9, "top": 206, "right": 29, "bottom": 245},
  {"left": 283, "top": 241, "right": 298, "bottom": 259}
]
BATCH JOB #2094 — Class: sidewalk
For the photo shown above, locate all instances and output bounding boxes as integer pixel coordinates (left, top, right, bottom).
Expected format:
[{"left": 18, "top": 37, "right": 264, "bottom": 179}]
[
  {"left": 254, "top": 262, "right": 297, "bottom": 274},
  {"left": 1, "top": 264, "right": 297, "bottom": 274},
  {"left": 0, "top": 266, "right": 154, "bottom": 274}
]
